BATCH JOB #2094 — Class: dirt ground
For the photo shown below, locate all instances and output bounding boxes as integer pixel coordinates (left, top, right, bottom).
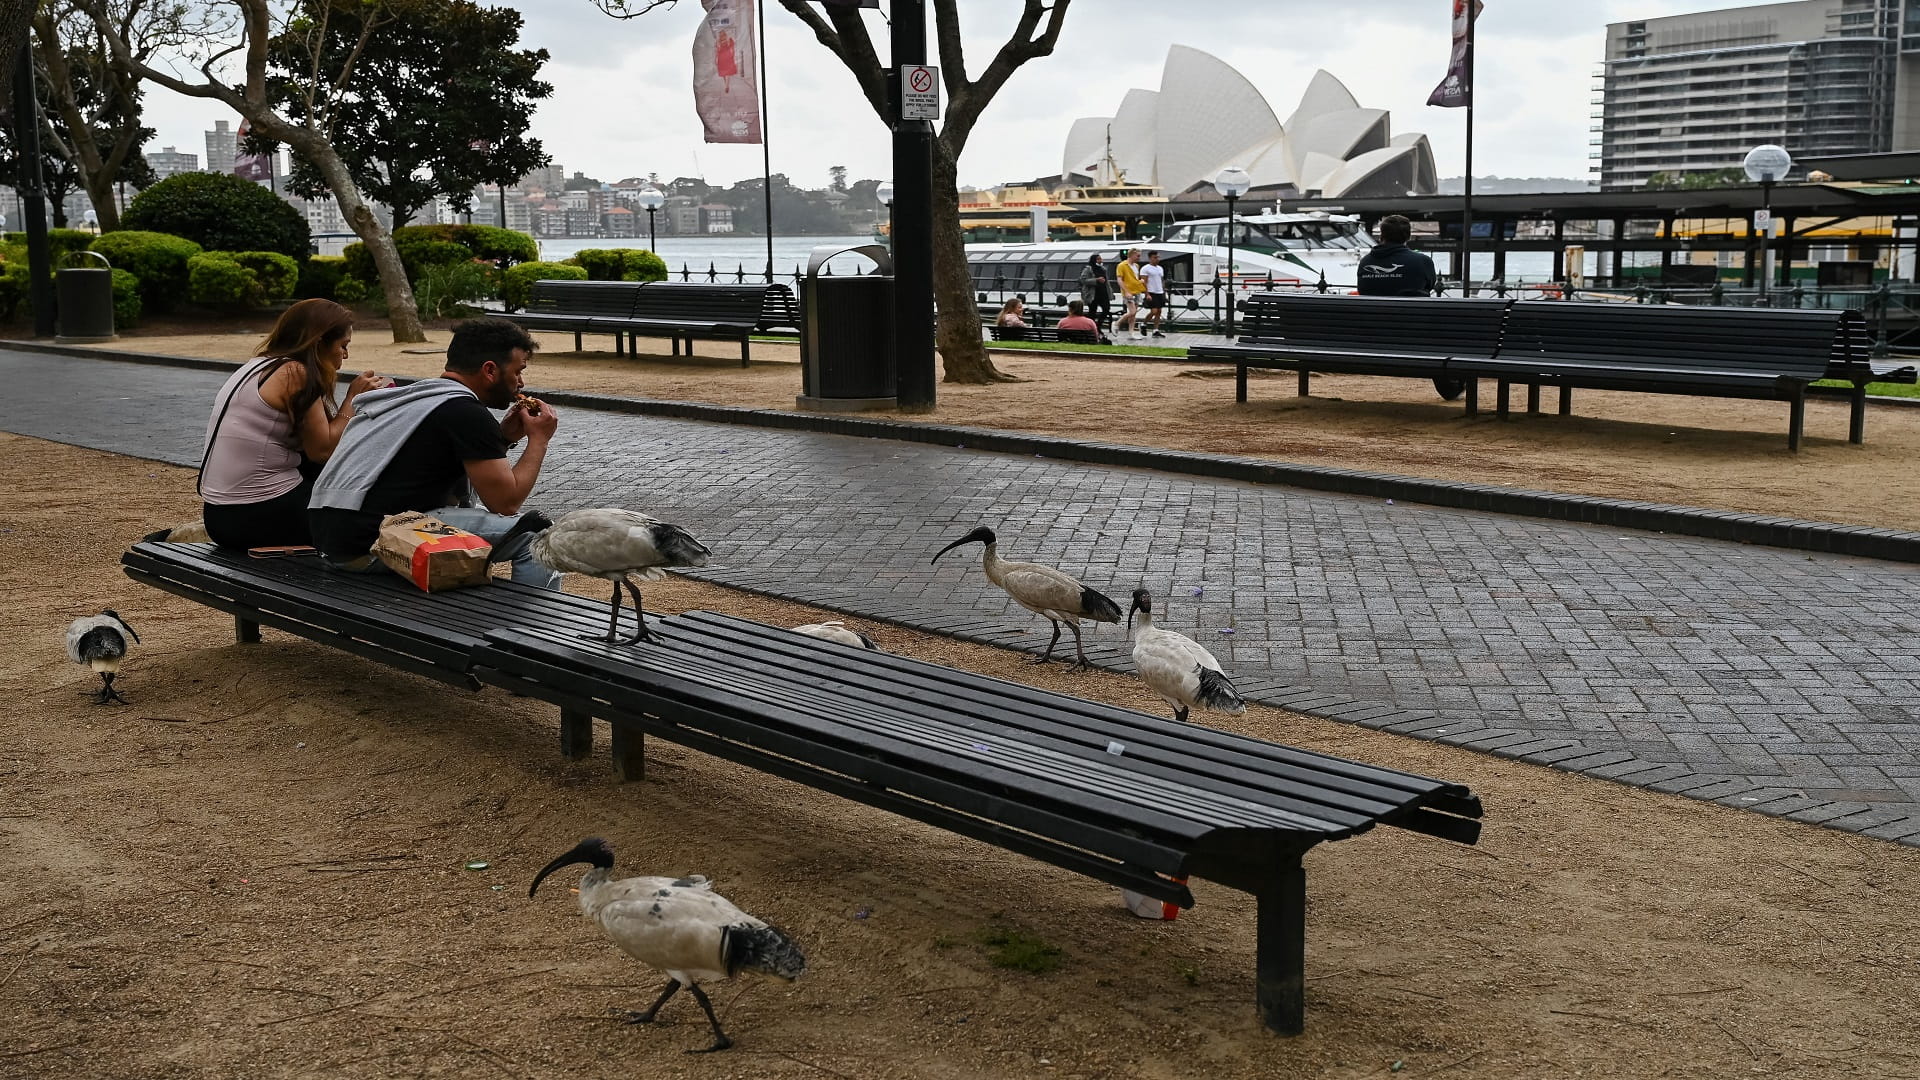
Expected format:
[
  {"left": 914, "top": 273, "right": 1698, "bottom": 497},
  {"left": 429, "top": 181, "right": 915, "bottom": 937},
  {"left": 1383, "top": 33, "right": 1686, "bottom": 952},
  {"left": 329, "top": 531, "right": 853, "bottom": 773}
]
[
  {"left": 61, "top": 318, "right": 1920, "bottom": 532},
  {"left": 4, "top": 432, "right": 1917, "bottom": 1079}
]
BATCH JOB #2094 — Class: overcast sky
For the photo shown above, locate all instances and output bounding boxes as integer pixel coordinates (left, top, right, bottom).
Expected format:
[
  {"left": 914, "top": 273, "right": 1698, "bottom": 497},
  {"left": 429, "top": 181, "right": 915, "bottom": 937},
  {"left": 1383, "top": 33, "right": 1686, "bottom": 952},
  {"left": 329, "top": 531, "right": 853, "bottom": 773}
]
[{"left": 135, "top": 1, "right": 1783, "bottom": 192}]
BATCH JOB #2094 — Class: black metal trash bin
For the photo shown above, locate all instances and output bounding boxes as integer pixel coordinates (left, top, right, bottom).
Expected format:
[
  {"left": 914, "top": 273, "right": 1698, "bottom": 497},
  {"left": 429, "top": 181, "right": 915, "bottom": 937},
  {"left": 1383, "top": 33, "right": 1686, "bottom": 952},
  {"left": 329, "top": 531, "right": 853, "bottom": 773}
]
[
  {"left": 56, "top": 255, "right": 116, "bottom": 343},
  {"left": 798, "top": 243, "right": 895, "bottom": 411}
]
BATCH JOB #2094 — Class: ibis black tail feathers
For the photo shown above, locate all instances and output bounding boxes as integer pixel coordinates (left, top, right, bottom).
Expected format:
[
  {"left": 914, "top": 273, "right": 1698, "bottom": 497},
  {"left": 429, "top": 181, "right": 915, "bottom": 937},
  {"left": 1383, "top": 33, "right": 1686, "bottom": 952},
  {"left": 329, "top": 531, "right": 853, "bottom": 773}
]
[
  {"left": 721, "top": 923, "right": 807, "bottom": 981},
  {"left": 1196, "top": 666, "right": 1246, "bottom": 714},
  {"left": 1081, "top": 586, "right": 1123, "bottom": 624}
]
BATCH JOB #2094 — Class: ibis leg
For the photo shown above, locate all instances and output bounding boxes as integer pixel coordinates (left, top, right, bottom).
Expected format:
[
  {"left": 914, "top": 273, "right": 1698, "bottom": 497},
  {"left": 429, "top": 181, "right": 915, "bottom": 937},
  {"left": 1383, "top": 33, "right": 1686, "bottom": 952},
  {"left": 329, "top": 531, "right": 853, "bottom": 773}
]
[
  {"left": 560, "top": 708, "right": 592, "bottom": 759},
  {"left": 95, "top": 672, "right": 128, "bottom": 706},
  {"left": 1026, "top": 620, "right": 1062, "bottom": 664},
  {"left": 621, "top": 577, "right": 657, "bottom": 644},
  {"left": 684, "top": 983, "right": 734, "bottom": 1054},
  {"left": 624, "top": 979, "right": 680, "bottom": 1024},
  {"left": 1255, "top": 853, "right": 1308, "bottom": 1036},
  {"left": 582, "top": 582, "right": 624, "bottom": 644},
  {"left": 1069, "top": 621, "right": 1092, "bottom": 670},
  {"left": 1173, "top": 705, "right": 1189, "bottom": 724}
]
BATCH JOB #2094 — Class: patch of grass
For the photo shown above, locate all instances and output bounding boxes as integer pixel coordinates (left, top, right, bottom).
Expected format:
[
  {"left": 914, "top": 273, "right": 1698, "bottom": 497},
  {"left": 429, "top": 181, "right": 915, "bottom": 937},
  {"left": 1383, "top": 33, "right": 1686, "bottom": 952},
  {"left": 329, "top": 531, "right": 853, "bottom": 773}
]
[
  {"left": 985, "top": 339, "right": 1188, "bottom": 358},
  {"left": 977, "top": 925, "right": 1065, "bottom": 973},
  {"left": 931, "top": 934, "right": 958, "bottom": 951},
  {"left": 1177, "top": 963, "right": 1201, "bottom": 987},
  {"left": 1813, "top": 379, "right": 1920, "bottom": 399}
]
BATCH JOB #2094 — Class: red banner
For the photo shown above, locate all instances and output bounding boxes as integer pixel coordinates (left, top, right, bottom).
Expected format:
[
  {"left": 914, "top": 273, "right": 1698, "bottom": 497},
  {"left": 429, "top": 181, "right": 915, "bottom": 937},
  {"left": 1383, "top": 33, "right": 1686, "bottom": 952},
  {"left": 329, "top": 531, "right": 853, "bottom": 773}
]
[
  {"left": 1428, "top": 0, "right": 1483, "bottom": 109},
  {"left": 693, "top": 0, "right": 761, "bottom": 144}
]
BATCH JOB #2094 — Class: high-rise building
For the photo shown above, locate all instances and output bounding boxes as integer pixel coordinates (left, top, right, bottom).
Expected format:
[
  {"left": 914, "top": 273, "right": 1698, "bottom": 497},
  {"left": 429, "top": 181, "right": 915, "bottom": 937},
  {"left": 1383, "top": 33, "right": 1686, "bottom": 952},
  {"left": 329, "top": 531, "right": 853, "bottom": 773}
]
[
  {"left": 1595, "top": 0, "right": 1914, "bottom": 190},
  {"left": 145, "top": 146, "right": 200, "bottom": 182},
  {"left": 205, "top": 119, "right": 236, "bottom": 174}
]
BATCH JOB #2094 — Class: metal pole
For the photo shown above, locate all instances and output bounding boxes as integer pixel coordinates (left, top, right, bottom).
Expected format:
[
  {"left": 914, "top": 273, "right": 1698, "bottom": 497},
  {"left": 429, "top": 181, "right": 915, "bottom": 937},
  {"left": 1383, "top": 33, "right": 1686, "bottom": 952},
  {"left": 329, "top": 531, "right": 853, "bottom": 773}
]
[
  {"left": 12, "top": 39, "right": 52, "bottom": 337},
  {"left": 891, "top": 0, "right": 936, "bottom": 411},
  {"left": 647, "top": 207, "right": 656, "bottom": 252},
  {"left": 1461, "top": 0, "right": 1476, "bottom": 295},
  {"left": 757, "top": 0, "right": 773, "bottom": 282},
  {"left": 1225, "top": 192, "right": 1238, "bottom": 337},
  {"left": 1758, "top": 179, "right": 1773, "bottom": 306},
  {"left": 500, "top": 184, "right": 509, "bottom": 230}
]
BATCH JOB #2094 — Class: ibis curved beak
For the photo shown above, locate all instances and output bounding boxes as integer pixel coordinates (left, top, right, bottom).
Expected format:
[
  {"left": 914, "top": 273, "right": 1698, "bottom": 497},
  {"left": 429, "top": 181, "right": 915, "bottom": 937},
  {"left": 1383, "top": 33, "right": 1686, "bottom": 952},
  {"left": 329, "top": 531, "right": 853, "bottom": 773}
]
[
  {"left": 119, "top": 619, "right": 140, "bottom": 644},
  {"left": 529, "top": 849, "right": 586, "bottom": 899},
  {"left": 1127, "top": 601, "right": 1139, "bottom": 634},
  {"left": 931, "top": 536, "right": 979, "bottom": 565}
]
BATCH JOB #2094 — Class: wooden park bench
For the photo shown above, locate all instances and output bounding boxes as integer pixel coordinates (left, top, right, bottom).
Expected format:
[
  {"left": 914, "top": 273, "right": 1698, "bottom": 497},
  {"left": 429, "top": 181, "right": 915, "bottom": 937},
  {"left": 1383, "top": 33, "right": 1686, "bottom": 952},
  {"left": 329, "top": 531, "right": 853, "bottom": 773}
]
[
  {"left": 509, "top": 280, "right": 800, "bottom": 366},
  {"left": 511, "top": 280, "right": 644, "bottom": 355},
  {"left": 122, "top": 540, "right": 1484, "bottom": 1036},
  {"left": 1186, "top": 293, "right": 1512, "bottom": 407},
  {"left": 1457, "top": 303, "right": 1868, "bottom": 451}
]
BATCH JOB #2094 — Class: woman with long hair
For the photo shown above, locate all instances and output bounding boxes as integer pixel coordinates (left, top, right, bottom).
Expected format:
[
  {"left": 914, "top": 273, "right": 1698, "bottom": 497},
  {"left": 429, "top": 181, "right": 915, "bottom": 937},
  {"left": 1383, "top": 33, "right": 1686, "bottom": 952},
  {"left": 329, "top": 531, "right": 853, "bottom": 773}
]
[
  {"left": 995, "top": 296, "right": 1028, "bottom": 328},
  {"left": 198, "top": 298, "right": 390, "bottom": 550}
]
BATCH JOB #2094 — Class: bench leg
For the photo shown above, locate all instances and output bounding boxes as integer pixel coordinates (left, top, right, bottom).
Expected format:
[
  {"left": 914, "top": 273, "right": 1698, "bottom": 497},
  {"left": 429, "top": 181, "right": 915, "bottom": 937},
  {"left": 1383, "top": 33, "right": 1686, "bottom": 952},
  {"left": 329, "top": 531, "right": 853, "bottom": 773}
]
[
  {"left": 1559, "top": 387, "right": 1573, "bottom": 416},
  {"left": 1851, "top": 384, "right": 1867, "bottom": 444},
  {"left": 559, "top": 708, "right": 592, "bottom": 759},
  {"left": 1297, "top": 369, "right": 1309, "bottom": 397},
  {"left": 1236, "top": 364, "right": 1248, "bottom": 404},
  {"left": 573, "top": 330, "right": 582, "bottom": 352},
  {"left": 1464, "top": 378, "right": 1479, "bottom": 415},
  {"left": 1789, "top": 393, "right": 1805, "bottom": 453},
  {"left": 741, "top": 337, "right": 750, "bottom": 369},
  {"left": 1526, "top": 383, "right": 1541, "bottom": 415},
  {"left": 611, "top": 724, "right": 645, "bottom": 782},
  {"left": 615, "top": 332, "right": 625, "bottom": 357},
  {"left": 1496, "top": 380, "right": 1511, "bottom": 419},
  {"left": 1255, "top": 854, "right": 1308, "bottom": 1036},
  {"left": 235, "top": 615, "right": 260, "bottom": 645}
]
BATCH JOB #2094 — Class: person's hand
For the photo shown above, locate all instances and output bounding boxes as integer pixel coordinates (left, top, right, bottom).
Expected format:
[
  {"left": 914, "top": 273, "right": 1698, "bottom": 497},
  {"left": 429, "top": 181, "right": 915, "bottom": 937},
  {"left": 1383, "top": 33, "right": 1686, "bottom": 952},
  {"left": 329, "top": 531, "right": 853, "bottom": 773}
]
[
  {"left": 345, "top": 370, "right": 391, "bottom": 400},
  {"left": 520, "top": 397, "right": 558, "bottom": 442}
]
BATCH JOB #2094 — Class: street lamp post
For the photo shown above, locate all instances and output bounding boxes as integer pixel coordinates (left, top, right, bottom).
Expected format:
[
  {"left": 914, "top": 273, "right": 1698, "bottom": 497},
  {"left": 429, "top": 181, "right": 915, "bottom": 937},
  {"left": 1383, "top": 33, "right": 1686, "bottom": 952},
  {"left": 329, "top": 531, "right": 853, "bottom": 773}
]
[
  {"left": 876, "top": 180, "right": 896, "bottom": 256},
  {"left": 1213, "top": 165, "right": 1251, "bottom": 337},
  {"left": 637, "top": 187, "right": 665, "bottom": 253},
  {"left": 1743, "top": 143, "right": 1792, "bottom": 306},
  {"left": 83, "top": 209, "right": 97, "bottom": 235}
]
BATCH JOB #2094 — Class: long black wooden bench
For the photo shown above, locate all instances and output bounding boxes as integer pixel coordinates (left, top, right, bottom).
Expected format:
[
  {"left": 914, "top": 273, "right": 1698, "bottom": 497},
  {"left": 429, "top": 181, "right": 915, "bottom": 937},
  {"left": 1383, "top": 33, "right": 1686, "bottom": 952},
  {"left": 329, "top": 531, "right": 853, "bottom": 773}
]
[
  {"left": 122, "top": 540, "right": 1483, "bottom": 1036},
  {"left": 1460, "top": 304, "right": 1866, "bottom": 450},
  {"left": 987, "top": 324, "right": 1103, "bottom": 345},
  {"left": 510, "top": 280, "right": 801, "bottom": 366},
  {"left": 1187, "top": 293, "right": 1512, "bottom": 408}
]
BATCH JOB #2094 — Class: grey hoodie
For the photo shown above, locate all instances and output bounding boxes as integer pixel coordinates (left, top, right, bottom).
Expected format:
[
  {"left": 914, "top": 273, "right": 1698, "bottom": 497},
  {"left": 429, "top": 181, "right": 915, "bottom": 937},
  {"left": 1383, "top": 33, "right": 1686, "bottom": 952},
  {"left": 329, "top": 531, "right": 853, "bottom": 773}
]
[{"left": 309, "top": 379, "right": 479, "bottom": 512}]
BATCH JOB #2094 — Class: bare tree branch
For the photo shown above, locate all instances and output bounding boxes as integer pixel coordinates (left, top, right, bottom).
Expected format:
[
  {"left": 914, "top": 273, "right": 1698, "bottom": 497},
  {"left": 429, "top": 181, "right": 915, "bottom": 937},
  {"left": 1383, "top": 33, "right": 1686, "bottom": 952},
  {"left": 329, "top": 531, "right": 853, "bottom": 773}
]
[{"left": 588, "top": 0, "right": 680, "bottom": 17}]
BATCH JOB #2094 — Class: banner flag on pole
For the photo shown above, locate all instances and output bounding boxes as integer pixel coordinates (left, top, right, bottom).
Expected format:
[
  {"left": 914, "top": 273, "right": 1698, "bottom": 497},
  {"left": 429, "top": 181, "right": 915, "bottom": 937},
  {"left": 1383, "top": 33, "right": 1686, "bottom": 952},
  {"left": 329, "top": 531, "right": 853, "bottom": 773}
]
[
  {"left": 1427, "top": 0, "right": 1482, "bottom": 108},
  {"left": 693, "top": 0, "right": 762, "bottom": 144},
  {"left": 233, "top": 118, "right": 272, "bottom": 181}
]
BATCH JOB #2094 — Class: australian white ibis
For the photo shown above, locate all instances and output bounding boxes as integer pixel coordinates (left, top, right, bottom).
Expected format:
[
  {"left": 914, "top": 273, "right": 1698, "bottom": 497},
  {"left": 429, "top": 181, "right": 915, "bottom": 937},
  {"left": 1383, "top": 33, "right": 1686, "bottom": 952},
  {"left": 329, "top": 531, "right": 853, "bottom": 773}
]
[
  {"left": 66, "top": 610, "right": 139, "bottom": 705},
  {"left": 504, "top": 509, "right": 711, "bottom": 645},
  {"left": 1128, "top": 589, "right": 1245, "bottom": 723},
  {"left": 529, "top": 837, "right": 806, "bottom": 1053},
  {"left": 932, "top": 526, "right": 1122, "bottom": 669},
  {"left": 790, "top": 621, "right": 880, "bottom": 650}
]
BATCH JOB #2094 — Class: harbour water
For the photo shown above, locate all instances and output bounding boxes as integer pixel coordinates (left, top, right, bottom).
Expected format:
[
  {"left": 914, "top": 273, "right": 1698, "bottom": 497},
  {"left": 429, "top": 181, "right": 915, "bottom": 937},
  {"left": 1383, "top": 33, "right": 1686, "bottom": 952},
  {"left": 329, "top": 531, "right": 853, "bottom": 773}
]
[{"left": 534, "top": 234, "right": 882, "bottom": 279}]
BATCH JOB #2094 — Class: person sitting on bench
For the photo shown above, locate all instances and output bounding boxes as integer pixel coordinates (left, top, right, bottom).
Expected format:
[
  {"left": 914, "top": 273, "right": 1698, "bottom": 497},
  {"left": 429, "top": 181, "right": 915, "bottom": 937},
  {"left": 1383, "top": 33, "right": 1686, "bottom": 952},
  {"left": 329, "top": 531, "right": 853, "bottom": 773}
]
[{"left": 307, "top": 317, "right": 562, "bottom": 589}]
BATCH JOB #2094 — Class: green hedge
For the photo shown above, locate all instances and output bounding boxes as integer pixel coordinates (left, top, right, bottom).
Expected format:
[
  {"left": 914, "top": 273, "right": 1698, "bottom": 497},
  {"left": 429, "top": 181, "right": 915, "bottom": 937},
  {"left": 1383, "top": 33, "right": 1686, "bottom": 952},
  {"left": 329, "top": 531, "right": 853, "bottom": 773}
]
[
  {"left": 5, "top": 229, "right": 99, "bottom": 266},
  {"left": 89, "top": 230, "right": 203, "bottom": 312},
  {"left": 188, "top": 253, "right": 258, "bottom": 306},
  {"left": 501, "top": 261, "right": 586, "bottom": 310},
  {"left": 296, "top": 255, "right": 347, "bottom": 300},
  {"left": 110, "top": 267, "right": 141, "bottom": 327},
  {"left": 566, "top": 248, "right": 669, "bottom": 283},
  {"left": 122, "top": 172, "right": 310, "bottom": 259},
  {"left": 340, "top": 224, "right": 538, "bottom": 287},
  {"left": 231, "top": 251, "right": 299, "bottom": 302}
]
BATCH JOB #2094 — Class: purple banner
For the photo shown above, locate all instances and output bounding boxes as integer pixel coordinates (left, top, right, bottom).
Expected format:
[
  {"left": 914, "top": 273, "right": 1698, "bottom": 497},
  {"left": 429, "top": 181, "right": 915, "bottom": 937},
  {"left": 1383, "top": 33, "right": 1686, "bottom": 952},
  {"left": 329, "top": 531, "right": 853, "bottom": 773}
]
[
  {"left": 1427, "top": 0, "right": 1482, "bottom": 109},
  {"left": 693, "top": 0, "right": 761, "bottom": 144},
  {"left": 233, "top": 118, "right": 272, "bottom": 182}
]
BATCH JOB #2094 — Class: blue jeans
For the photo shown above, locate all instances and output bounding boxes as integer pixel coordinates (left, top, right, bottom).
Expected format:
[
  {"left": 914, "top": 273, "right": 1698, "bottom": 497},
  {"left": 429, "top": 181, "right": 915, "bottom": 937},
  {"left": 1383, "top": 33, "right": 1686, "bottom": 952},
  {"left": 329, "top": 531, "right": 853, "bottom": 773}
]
[{"left": 325, "top": 507, "right": 561, "bottom": 591}]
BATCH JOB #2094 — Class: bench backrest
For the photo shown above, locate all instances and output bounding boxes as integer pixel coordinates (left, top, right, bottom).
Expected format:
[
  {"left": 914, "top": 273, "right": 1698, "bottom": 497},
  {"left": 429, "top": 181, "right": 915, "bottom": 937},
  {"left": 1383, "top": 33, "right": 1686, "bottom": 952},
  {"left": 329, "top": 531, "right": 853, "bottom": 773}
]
[
  {"left": 525, "top": 280, "right": 643, "bottom": 317},
  {"left": 1500, "top": 303, "right": 1846, "bottom": 380},
  {"left": 630, "top": 282, "right": 788, "bottom": 327},
  {"left": 1240, "top": 293, "right": 1512, "bottom": 357}
]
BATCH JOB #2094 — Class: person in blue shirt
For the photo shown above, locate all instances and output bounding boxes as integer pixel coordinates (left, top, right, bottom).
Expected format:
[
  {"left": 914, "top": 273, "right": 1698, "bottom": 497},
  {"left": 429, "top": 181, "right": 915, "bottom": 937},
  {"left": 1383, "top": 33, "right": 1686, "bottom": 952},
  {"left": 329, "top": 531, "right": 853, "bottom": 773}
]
[{"left": 1357, "top": 214, "right": 1437, "bottom": 296}]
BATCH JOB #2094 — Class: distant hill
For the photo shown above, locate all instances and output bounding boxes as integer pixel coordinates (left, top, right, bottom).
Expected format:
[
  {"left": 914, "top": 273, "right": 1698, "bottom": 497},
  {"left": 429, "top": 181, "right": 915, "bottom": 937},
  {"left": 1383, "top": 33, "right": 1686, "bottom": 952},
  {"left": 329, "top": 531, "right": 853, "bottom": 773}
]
[{"left": 1438, "top": 176, "right": 1593, "bottom": 195}]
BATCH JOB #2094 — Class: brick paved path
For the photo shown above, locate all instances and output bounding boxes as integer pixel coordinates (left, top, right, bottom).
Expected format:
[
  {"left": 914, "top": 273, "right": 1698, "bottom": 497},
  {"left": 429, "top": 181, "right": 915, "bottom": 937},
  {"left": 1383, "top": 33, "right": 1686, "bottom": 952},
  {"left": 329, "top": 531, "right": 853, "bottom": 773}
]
[{"left": 8, "top": 348, "right": 1918, "bottom": 844}]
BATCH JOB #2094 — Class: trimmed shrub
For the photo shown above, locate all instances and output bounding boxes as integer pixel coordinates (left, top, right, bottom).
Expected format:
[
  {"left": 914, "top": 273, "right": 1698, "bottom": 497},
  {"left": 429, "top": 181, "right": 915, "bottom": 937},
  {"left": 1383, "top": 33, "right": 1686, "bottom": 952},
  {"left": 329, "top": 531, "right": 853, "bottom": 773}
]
[
  {"left": 333, "top": 275, "right": 369, "bottom": 303},
  {"left": 188, "top": 252, "right": 259, "bottom": 306},
  {"left": 0, "top": 261, "right": 27, "bottom": 321},
  {"left": 6, "top": 229, "right": 99, "bottom": 266},
  {"left": 415, "top": 260, "right": 497, "bottom": 319},
  {"left": 566, "top": 247, "right": 668, "bottom": 283},
  {"left": 342, "top": 233, "right": 476, "bottom": 285},
  {"left": 295, "top": 254, "right": 347, "bottom": 300},
  {"left": 89, "top": 230, "right": 203, "bottom": 312},
  {"left": 456, "top": 225, "right": 537, "bottom": 267},
  {"left": 501, "top": 260, "right": 586, "bottom": 310},
  {"left": 122, "top": 172, "right": 310, "bottom": 258},
  {"left": 232, "top": 251, "right": 299, "bottom": 302},
  {"left": 110, "top": 267, "right": 142, "bottom": 327}
]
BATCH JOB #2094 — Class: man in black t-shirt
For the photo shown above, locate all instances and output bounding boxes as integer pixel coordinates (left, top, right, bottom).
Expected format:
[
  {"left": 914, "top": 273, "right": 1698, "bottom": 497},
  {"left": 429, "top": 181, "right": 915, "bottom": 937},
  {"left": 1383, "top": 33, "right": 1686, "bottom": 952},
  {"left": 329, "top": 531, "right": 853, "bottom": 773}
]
[{"left": 309, "top": 318, "right": 562, "bottom": 588}]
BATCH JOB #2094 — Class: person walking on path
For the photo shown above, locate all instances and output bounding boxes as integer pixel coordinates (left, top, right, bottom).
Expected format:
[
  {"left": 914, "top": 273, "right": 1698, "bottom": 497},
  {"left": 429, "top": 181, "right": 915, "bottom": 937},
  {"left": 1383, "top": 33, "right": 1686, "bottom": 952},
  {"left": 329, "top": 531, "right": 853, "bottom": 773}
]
[
  {"left": 1115, "top": 249, "right": 1147, "bottom": 338},
  {"left": 1140, "top": 250, "right": 1169, "bottom": 338},
  {"left": 1079, "top": 253, "right": 1113, "bottom": 331},
  {"left": 1356, "top": 214, "right": 1437, "bottom": 297}
]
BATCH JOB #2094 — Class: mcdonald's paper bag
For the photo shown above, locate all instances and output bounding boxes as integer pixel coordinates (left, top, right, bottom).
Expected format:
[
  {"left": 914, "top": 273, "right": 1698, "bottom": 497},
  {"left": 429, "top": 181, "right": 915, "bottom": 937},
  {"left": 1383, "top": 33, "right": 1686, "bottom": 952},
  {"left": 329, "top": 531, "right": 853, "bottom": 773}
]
[{"left": 374, "top": 511, "right": 492, "bottom": 592}]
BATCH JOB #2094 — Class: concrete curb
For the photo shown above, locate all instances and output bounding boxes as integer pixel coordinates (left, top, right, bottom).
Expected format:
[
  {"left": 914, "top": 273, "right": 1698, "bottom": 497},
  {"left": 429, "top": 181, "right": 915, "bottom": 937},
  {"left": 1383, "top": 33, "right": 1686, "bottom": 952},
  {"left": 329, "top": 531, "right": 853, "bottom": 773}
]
[{"left": 18, "top": 336, "right": 1920, "bottom": 563}]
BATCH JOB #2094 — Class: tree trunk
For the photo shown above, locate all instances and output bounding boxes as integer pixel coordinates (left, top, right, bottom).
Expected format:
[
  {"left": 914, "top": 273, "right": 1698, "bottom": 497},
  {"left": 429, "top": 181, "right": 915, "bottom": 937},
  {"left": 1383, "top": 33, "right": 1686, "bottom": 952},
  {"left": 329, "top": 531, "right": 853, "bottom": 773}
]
[
  {"left": 294, "top": 132, "right": 424, "bottom": 342},
  {"left": 932, "top": 136, "right": 1011, "bottom": 383}
]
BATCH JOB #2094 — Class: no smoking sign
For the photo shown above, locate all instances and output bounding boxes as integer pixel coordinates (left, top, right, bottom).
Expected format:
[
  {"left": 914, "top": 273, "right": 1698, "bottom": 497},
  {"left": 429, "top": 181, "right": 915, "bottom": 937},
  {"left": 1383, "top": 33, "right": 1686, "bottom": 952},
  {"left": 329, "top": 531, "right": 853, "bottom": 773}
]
[{"left": 901, "top": 64, "right": 940, "bottom": 121}]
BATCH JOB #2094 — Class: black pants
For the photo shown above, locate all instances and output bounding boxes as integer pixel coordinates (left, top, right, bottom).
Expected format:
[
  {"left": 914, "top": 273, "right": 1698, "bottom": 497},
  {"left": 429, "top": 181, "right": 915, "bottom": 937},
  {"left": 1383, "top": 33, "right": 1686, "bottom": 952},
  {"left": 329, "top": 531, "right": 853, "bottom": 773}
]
[
  {"left": 203, "top": 476, "right": 314, "bottom": 550},
  {"left": 1086, "top": 292, "right": 1111, "bottom": 329}
]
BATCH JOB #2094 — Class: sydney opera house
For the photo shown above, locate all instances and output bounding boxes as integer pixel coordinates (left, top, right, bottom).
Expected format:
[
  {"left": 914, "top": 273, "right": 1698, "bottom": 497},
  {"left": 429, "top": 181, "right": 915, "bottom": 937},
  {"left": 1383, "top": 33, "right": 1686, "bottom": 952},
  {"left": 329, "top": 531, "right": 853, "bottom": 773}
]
[{"left": 1063, "top": 45, "right": 1439, "bottom": 201}]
